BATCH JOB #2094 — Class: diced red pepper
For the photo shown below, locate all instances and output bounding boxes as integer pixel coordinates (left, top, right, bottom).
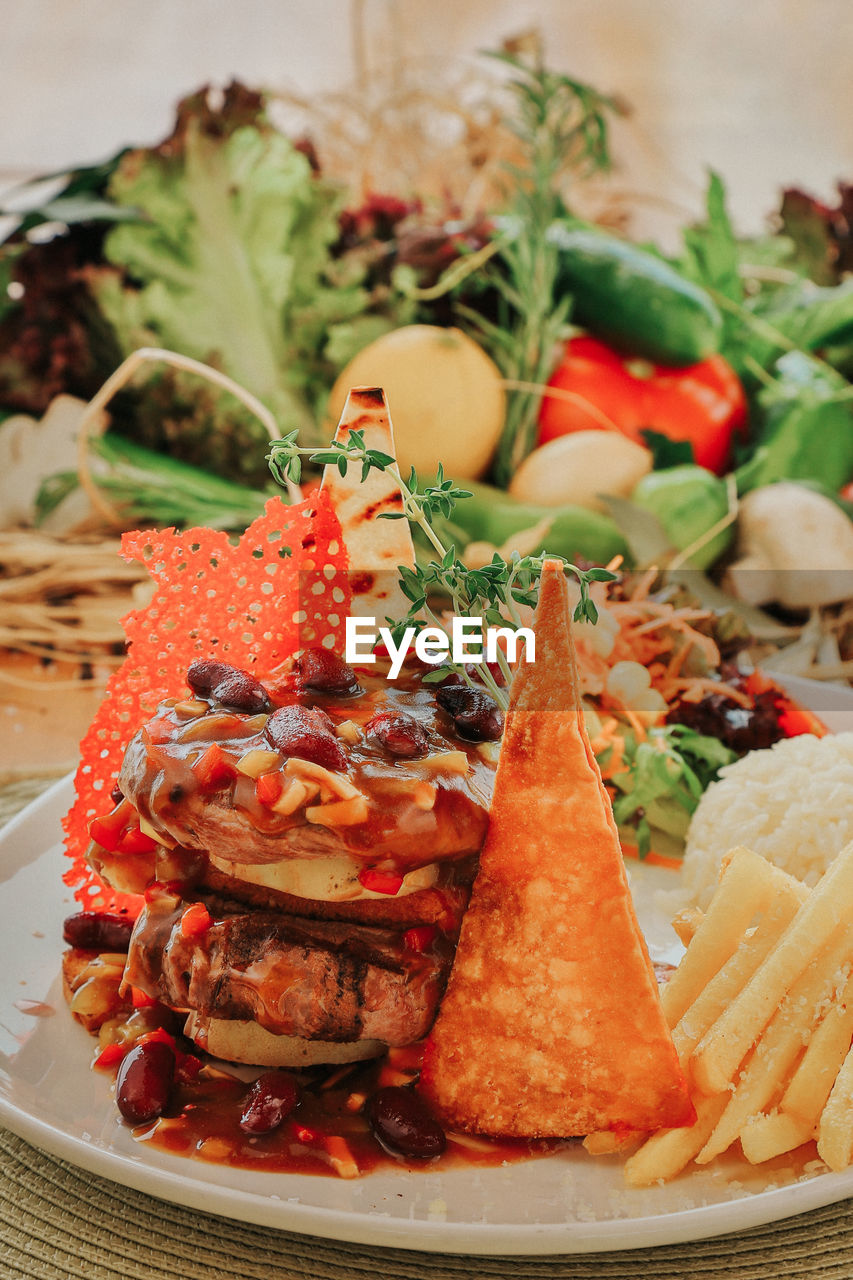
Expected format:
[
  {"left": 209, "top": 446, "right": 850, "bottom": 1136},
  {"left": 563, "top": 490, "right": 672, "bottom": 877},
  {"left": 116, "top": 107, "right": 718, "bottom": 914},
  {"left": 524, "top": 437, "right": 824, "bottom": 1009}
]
[
  {"left": 138, "top": 1027, "right": 176, "bottom": 1050},
  {"left": 743, "top": 670, "right": 776, "bottom": 698},
  {"left": 744, "top": 671, "right": 827, "bottom": 738},
  {"left": 143, "top": 717, "right": 178, "bottom": 745},
  {"left": 131, "top": 987, "right": 159, "bottom": 1009},
  {"left": 94, "top": 1042, "right": 128, "bottom": 1070},
  {"left": 293, "top": 1124, "right": 324, "bottom": 1145},
  {"left": 88, "top": 799, "right": 134, "bottom": 853},
  {"left": 176, "top": 1052, "right": 202, "bottom": 1083},
  {"left": 358, "top": 867, "right": 404, "bottom": 896},
  {"left": 777, "top": 700, "right": 827, "bottom": 739},
  {"left": 180, "top": 902, "right": 213, "bottom": 939},
  {"left": 254, "top": 771, "right": 284, "bottom": 807},
  {"left": 403, "top": 925, "right": 437, "bottom": 953},
  {"left": 192, "top": 743, "right": 236, "bottom": 792},
  {"left": 144, "top": 880, "right": 185, "bottom": 903},
  {"left": 118, "top": 826, "right": 159, "bottom": 855}
]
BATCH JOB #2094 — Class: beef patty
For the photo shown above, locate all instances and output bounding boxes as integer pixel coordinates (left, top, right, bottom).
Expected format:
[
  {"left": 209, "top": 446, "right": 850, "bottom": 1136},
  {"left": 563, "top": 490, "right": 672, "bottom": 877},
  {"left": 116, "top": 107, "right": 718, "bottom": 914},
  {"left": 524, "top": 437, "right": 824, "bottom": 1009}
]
[{"left": 125, "top": 891, "right": 452, "bottom": 1047}]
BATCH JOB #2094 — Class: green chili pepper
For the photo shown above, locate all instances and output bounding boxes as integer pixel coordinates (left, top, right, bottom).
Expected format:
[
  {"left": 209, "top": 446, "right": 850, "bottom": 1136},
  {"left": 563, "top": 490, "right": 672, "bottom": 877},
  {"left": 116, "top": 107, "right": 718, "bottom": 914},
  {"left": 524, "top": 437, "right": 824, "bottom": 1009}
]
[
  {"left": 439, "top": 479, "right": 629, "bottom": 566},
  {"left": 630, "top": 465, "right": 733, "bottom": 569}
]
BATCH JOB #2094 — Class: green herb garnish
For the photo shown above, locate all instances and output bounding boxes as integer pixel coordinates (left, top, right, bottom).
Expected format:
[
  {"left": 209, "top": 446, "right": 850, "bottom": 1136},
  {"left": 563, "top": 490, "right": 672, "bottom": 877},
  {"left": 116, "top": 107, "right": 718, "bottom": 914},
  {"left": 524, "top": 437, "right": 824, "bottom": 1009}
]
[
  {"left": 456, "top": 53, "right": 622, "bottom": 484},
  {"left": 269, "top": 429, "right": 615, "bottom": 708}
]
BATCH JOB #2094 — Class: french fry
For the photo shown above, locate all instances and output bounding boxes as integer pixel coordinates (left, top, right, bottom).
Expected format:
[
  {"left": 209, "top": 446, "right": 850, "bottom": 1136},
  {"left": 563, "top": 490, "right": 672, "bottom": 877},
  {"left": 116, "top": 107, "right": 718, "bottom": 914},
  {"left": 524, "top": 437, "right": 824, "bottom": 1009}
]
[
  {"left": 661, "top": 847, "right": 795, "bottom": 1029},
  {"left": 817, "top": 1041, "right": 853, "bottom": 1172},
  {"left": 740, "top": 968, "right": 853, "bottom": 1164},
  {"left": 782, "top": 968, "right": 853, "bottom": 1116},
  {"left": 624, "top": 1094, "right": 728, "bottom": 1188},
  {"left": 691, "top": 841, "right": 853, "bottom": 1096},
  {"left": 582, "top": 1130, "right": 641, "bottom": 1156},
  {"left": 671, "top": 906, "right": 704, "bottom": 948},
  {"left": 671, "top": 875, "right": 808, "bottom": 1065},
  {"left": 740, "top": 1111, "right": 812, "bottom": 1165},
  {"left": 696, "top": 923, "right": 851, "bottom": 1164}
]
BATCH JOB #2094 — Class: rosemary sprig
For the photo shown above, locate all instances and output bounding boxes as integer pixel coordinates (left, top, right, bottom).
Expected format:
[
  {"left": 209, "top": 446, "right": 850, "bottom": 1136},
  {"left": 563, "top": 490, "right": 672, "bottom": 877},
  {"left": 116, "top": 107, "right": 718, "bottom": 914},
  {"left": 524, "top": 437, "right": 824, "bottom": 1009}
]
[
  {"left": 471, "top": 53, "right": 622, "bottom": 485},
  {"left": 268, "top": 430, "right": 615, "bottom": 709}
]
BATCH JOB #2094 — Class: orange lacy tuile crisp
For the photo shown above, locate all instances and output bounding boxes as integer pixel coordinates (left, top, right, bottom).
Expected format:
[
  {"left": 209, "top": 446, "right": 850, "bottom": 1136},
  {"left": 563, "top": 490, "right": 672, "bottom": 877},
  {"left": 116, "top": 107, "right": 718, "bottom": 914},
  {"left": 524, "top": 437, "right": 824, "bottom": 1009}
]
[
  {"left": 63, "top": 492, "right": 351, "bottom": 912},
  {"left": 419, "top": 560, "right": 694, "bottom": 1139}
]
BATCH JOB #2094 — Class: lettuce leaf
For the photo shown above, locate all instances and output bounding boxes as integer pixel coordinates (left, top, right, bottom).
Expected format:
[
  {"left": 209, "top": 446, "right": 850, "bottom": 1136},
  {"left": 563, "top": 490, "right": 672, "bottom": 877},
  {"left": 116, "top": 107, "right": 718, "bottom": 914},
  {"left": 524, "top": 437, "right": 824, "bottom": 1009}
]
[{"left": 91, "top": 87, "right": 372, "bottom": 441}]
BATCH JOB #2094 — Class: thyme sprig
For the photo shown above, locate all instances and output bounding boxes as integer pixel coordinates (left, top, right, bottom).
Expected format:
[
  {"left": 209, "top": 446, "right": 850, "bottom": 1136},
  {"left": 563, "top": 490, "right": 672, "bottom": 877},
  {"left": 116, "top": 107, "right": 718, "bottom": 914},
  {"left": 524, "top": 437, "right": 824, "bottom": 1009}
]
[{"left": 268, "top": 430, "right": 615, "bottom": 709}]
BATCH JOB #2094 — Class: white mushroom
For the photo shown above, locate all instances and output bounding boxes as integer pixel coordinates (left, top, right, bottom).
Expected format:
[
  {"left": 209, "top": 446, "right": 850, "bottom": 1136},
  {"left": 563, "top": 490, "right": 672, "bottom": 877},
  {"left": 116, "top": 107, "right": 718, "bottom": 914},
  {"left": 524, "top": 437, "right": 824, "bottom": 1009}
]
[{"left": 725, "top": 482, "right": 853, "bottom": 609}]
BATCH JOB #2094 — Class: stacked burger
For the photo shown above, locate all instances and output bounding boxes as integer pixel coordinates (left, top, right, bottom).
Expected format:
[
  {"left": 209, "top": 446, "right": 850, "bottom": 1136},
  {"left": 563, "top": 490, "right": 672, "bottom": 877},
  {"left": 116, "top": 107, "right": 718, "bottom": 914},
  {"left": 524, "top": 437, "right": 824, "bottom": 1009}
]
[{"left": 66, "top": 390, "right": 499, "bottom": 1071}]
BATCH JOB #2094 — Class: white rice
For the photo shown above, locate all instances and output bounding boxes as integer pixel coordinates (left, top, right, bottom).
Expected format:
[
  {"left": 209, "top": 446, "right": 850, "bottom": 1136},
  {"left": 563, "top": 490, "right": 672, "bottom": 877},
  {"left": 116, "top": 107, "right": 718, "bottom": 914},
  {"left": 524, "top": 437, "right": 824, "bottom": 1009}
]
[{"left": 681, "top": 732, "right": 853, "bottom": 908}]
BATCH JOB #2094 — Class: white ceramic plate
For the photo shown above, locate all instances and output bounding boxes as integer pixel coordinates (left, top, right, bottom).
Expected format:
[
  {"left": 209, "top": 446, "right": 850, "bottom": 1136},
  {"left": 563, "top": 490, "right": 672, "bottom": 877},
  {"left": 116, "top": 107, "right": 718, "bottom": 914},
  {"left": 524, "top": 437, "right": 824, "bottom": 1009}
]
[{"left": 2, "top": 675, "right": 853, "bottom": 1256}]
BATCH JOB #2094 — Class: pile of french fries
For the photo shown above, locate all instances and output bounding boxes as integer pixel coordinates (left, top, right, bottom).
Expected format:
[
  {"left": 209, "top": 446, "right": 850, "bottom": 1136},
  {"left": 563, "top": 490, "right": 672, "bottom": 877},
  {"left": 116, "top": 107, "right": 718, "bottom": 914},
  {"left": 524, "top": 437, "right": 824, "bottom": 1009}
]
[{"left": 586, "top": 843, "right": 853, "bottom": 1185}]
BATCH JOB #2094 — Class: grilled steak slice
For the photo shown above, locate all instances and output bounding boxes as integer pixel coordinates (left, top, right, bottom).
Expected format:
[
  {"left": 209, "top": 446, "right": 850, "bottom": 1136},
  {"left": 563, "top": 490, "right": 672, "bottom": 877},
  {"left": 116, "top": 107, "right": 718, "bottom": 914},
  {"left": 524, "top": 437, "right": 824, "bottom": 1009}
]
[{"left": 124, "top": 894, "right": 451, "bottom": 1046}]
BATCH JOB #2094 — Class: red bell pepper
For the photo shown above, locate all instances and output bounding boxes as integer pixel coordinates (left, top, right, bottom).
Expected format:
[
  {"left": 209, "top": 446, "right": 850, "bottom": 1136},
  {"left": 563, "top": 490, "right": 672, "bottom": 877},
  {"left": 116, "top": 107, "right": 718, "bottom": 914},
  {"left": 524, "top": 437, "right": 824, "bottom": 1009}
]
[
  {"left": 255, "top": 771, "right": 284, "bottom": 807},
  {"left": 131, "top": 987, "right": 159, "bottom": 1009},
  {"left": 94, "top": 1043, "right": 128, "bottom": 1070},
  {"left": 537, "top": 335, "right": 747, "bottom": 475},
  {"left": 180, "top": 902, "right": 213, "bottom": 939},
  {"left": 358, "top": 867, "right": 404, "bottom": 896},
  {"left": 89, "top": 800, "right": 158, "bottom": 856},
  {"left": 88, "top": 799, "right": 134, "bottom": 853},
  {"left": 117, "top": 826, "right": 159, "bottom": 855},
  {"left": 402, "top": 925, "right": 437, "bottom": 952},
  {"left": 192, "top": 743, "right": 236, "bottom": 792}
]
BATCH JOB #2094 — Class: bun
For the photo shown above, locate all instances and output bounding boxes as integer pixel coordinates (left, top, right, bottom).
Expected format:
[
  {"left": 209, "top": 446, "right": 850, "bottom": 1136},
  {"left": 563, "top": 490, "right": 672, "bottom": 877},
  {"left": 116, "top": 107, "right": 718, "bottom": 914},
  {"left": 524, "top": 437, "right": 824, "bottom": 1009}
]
[{"left": 184, "top": 1013, "right": 386, "bottom": 1067}]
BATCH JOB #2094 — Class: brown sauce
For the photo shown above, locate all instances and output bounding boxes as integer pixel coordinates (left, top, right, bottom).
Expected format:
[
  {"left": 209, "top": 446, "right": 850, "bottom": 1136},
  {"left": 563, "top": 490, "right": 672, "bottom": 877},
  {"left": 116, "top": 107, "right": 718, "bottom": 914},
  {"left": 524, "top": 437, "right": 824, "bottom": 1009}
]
[{"left": 106, "top": 1045, "right": 566, "bottom": 1178}]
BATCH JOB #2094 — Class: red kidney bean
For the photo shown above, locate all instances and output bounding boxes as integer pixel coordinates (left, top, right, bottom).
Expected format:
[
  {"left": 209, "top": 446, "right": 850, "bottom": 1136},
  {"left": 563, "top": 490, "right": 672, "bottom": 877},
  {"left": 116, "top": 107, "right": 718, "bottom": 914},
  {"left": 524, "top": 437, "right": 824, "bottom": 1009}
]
[
  {"left": 211, "top": 670, "right": 271, "bottom": 714},
  {"left": 264, "top": 705, "right": 347, "bottom": 771},
  {"left": 367, "top": 711, "right": 428, "bottom": 758},
  {"left": 436, "top": 662, "right": 506, "bottom": 688},
  {"left": 294, "top": 648, "right": 361, "bottom": 696},
  {"left": 471, "top": 660, "right": 507, "bottom": 688},
  {"left": 186, "top": 659, "right": 235, "bottom": 696},
  {"left": 435, "top": 685, "right": 503, "bottom": 742},
  {"left": 365, "top": 1086, "right": 446, "bottom": 1159},
  {"left": 115, "top": 1040, "right": 176, "bottom": 1125},
  {"left": 239, "top": 1072, "right": 300, "bottom": 1134},
  {"left": 455, "top": 698, "right": 503, "bottom": 742},
  {"left": 436, "top": 685, "right": 473, "bottom": 716},
  {"left": 187, "top": 660, "right": 271, "bottom": 713},
  {"left": 62, "top": 911, "right": 134, "bottom": 952}
]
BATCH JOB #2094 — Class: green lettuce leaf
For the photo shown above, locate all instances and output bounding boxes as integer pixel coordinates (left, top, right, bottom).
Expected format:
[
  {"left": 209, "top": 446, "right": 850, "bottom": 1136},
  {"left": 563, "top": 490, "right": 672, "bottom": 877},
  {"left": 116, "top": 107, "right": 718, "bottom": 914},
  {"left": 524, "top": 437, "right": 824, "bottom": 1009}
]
[
  {"left": 610, "top": 723, "right": 736, "bottom": 858},
  {"left": 91, "top": 90, "right": 371, "bottom": 441},
  {"left": 739, "top": 350, "right": 853, "bottom": 493}
]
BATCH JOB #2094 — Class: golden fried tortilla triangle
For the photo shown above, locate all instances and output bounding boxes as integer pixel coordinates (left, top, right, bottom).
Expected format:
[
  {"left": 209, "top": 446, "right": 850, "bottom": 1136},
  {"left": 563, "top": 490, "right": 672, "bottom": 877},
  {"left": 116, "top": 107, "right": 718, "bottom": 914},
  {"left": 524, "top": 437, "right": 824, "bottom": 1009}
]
[
  {"left": 420, "top": 560, "right": 693, "bottom": 1137},
  {"left": 320, "top": 386, "right": 415, "bottom": 620}
]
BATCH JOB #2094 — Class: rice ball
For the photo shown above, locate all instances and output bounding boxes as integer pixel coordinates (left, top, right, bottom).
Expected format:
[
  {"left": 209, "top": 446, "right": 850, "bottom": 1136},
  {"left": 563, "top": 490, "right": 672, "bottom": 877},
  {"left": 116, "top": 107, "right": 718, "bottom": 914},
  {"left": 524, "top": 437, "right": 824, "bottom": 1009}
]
[{"left": 682, "top": 732, "right": 853, "bottom": 908}]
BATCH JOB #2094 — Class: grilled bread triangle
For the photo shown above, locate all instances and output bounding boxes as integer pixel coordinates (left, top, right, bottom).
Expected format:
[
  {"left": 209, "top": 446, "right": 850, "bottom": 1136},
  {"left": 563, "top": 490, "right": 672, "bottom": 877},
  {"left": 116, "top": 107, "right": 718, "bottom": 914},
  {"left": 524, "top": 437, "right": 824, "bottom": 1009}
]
[
  {"left": 420, "top": 560, "right": 694, "bottom": 1137},
  {"left": 320, "top": 386, "right": 415, "bottom": 620}
]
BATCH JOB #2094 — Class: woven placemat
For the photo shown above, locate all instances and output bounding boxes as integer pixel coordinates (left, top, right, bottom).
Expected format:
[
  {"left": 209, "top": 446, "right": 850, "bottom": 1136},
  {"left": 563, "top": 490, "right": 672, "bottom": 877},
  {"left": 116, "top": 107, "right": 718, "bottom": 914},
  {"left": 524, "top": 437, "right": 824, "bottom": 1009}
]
[
  {"left": 2, "top": 1128, "right": 853, "bottom": 1280},
  {"left": 2, "top": 782, "right": 853, "bottom": 1278}
]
